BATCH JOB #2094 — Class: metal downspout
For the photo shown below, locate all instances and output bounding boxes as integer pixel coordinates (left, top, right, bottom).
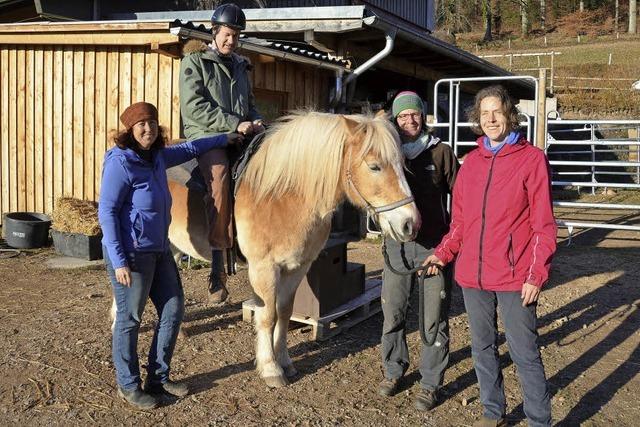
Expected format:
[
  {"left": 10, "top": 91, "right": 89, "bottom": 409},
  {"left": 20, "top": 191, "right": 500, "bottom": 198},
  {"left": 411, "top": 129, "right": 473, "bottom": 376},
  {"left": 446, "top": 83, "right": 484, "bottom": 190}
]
[
  {"left": 330, "top": 68, "right": 344, "bottom": 113},
  {"left": 330, "top": 25, "right": 396, "bottom": 109}
]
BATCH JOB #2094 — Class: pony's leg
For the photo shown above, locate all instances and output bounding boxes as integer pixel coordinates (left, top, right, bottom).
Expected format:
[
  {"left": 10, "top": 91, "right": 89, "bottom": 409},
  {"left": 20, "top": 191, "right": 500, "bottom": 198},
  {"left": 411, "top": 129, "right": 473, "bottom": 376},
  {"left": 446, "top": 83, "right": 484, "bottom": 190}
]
[
  {"left": 274, "top": 265, "right": 309, "bottom": 378},
  {"left": 250, "top": 263, "right": 287, "bottom": 387}
]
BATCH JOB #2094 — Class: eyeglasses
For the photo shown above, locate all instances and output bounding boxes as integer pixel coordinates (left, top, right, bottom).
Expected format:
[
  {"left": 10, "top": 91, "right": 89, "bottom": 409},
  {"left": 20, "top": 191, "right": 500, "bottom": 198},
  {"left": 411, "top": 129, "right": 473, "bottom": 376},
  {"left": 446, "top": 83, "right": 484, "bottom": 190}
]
[{"left": 397, "top": 112, "right": 422, "bottom": 121}]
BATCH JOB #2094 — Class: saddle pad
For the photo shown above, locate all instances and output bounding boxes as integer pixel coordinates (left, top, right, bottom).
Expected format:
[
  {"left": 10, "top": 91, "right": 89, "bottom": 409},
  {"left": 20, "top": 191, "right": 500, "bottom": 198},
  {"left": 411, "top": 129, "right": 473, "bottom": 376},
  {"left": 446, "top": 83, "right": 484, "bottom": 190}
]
[
  {"left": 166, "top": 158, "right": 207, "bottom": 194},
  {"left": 232, "top": 131, "right": 266, "bottom": 196}
]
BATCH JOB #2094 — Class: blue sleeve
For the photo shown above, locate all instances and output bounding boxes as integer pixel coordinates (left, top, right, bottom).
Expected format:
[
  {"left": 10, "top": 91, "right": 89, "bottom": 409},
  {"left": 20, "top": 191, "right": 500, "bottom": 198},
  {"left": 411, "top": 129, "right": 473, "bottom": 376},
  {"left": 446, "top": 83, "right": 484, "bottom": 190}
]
[
  {"left": 98, "top": 157, "right": 130, "bottom": 269},
  {"left": 162, "top": 134, "right": 229, "bottom": 168}
]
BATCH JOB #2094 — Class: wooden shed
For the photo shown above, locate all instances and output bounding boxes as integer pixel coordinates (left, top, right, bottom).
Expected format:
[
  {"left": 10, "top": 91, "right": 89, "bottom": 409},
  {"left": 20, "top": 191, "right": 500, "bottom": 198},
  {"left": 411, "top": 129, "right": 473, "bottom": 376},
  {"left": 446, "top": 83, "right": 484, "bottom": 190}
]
[{"left": 0, "top": 20, "right": 343, "bottom": 224}]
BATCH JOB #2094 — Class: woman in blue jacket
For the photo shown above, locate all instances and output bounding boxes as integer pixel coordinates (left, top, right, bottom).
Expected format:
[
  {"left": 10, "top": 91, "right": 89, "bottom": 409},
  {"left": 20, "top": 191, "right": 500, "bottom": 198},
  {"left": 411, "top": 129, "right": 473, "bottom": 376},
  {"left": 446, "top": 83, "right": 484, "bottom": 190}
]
[{"left": 98, "top": 102, "right": 240, "bottom": 409}]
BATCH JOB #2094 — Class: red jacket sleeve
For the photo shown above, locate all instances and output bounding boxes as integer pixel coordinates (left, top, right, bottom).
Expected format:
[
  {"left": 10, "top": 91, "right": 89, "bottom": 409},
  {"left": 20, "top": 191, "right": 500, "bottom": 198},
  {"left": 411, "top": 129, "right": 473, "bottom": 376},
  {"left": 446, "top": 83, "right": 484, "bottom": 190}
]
[
  {"left": 434, "top": 162, "right": 465, "bottom": 265},
  {"left": 524, "top": 150, "right": 557, "bottom": 287}
]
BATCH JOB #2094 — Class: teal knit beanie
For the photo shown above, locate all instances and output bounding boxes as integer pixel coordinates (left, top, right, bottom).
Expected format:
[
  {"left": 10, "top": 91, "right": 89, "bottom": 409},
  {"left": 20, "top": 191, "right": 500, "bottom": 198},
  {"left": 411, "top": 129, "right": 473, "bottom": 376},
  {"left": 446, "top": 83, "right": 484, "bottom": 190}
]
[{"left": 392, "top": 91, "right": 424, "bottom": 118}]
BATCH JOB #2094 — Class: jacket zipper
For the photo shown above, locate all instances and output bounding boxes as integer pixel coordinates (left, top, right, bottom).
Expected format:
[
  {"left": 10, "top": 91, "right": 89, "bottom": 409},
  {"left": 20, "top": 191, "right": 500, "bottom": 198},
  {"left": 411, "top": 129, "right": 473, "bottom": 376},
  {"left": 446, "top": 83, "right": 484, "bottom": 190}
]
[
  {"left": 508, "top": 233, "right": 515, "bottom": 277},
  {"left": 151, "top": 157, "right": 167, "bottom": 252},
  {"left": 132, "top": 210, "right": 141, "bottom": 248},
  {"left": 477, "top": 155, "right": 497, "bottom": 289}
]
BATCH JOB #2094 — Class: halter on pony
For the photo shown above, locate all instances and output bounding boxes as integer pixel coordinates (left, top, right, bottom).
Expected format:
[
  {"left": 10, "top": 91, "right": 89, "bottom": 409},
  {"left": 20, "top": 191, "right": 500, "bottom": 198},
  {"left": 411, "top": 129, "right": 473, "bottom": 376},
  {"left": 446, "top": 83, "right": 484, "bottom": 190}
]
[{"left": 343, "top": 145, "right": 415, "bottom": 222}]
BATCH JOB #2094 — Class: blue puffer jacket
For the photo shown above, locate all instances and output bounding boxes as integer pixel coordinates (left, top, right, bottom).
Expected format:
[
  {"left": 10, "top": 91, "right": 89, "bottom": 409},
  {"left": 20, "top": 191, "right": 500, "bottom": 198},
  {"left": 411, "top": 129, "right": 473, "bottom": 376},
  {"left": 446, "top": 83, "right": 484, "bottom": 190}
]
[{"left": 98, "top": 135, "right": 229, "bottom": 268}]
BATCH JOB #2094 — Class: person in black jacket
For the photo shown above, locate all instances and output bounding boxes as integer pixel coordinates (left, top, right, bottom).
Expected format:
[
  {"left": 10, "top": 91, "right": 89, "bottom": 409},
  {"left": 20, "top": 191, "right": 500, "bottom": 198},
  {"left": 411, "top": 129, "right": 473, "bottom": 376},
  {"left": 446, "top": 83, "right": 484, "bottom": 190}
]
[{"left": 378, "top": 91, "right": 459, "bottom": 411}]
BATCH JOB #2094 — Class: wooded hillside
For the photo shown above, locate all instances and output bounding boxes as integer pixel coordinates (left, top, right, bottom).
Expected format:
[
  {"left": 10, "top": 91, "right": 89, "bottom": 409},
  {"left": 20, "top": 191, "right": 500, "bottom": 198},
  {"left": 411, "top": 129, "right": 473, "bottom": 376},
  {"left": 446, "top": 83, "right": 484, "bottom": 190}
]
[{"left": 436, "top": 1, "right": 638, "bottom": 40}]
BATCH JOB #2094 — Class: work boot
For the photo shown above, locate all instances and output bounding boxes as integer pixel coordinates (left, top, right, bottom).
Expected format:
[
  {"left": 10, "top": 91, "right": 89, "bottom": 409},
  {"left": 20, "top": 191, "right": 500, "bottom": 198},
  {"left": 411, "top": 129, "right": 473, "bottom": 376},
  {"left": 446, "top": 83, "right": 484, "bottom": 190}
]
[
  {"left": 378, "top": 377, "right": 400, "bottom": 397},
  {"left": 414, "top": 388, "right": 438, "bottom": 411},
  {"left": 208, "top": 249, "right": 228, "bottom": 305},
  {"left": 144, "top": 379, "right": 189, "bottom": 398},
  {"left": 117, "top": 386, "right": 160, "bottom": 410},
  {"left": 473, "top": 416, "right": 507, "bottom": 427}
]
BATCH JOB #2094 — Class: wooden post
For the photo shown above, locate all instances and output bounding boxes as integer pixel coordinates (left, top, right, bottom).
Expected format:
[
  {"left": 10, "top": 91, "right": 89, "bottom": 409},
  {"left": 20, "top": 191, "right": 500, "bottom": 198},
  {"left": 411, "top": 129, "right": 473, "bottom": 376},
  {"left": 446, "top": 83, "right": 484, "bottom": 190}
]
[
  {"left": 536, "top": 68, "right": 547, "bottom": 150},
  {"left": 550, "top": 51, "right": 555, "bottom": 94}
]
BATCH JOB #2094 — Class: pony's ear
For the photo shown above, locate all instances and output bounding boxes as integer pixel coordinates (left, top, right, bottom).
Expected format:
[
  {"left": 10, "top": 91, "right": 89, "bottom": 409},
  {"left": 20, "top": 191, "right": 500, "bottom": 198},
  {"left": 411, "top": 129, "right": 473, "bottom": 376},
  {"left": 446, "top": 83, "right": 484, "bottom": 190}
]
[
  {"left": 339, "top": 115, "right": 362, "bottom": 138},
  {"left": 374, "top": 109, "right": 388, "bottom": 119}
]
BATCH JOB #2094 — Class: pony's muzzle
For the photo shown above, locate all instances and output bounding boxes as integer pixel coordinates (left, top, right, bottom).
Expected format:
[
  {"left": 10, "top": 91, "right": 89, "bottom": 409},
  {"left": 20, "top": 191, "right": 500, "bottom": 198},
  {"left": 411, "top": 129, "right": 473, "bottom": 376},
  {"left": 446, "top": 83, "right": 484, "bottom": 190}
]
[
  {"left": 402, "top": 217, "right": 418, "bottom": 241},
  {"left": 380, "top": 205, "right": 421, "bottom": 242}
]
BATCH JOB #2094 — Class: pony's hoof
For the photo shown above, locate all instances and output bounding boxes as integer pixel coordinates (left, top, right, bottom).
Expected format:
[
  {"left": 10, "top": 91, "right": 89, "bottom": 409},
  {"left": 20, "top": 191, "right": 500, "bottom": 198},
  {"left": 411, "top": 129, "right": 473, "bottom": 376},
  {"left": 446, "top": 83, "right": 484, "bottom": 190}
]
[
  {"left": 283, "top": 364, "right": 298, "bottom": 378},
  {"left": 263, "top": 375, "right": 289, "bottom": 388}
]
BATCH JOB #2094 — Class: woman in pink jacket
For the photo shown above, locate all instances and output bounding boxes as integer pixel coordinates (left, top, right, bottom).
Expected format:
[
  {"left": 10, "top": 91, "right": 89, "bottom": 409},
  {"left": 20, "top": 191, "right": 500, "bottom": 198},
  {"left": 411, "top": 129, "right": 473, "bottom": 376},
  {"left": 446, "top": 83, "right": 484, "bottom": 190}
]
[{"left": 425, "top": 85, "right": 556, "bottom": 427}]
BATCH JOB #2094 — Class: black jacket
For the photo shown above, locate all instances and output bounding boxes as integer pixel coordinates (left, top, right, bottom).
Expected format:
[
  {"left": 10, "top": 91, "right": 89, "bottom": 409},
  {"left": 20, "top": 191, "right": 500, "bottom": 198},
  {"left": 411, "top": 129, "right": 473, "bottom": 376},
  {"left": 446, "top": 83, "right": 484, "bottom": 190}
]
[{"left": 405, "top": 141, "right": 459, "bottom": 248}]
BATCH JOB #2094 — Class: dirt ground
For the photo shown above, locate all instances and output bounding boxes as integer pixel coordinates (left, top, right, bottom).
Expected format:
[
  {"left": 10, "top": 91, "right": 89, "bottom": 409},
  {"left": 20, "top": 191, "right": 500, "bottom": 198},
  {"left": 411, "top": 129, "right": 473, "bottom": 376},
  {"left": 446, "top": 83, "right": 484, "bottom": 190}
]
[{"left": 0, "top": 215, "right": 639, "bottom": 426}]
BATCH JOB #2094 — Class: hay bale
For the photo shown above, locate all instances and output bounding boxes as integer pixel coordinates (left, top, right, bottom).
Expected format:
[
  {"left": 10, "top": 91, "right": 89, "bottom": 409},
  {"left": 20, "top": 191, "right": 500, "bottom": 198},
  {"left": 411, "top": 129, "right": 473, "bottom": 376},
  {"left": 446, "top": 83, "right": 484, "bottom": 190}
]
[{"left": 52, "top": 197, "right": 101, "bottom": 236}]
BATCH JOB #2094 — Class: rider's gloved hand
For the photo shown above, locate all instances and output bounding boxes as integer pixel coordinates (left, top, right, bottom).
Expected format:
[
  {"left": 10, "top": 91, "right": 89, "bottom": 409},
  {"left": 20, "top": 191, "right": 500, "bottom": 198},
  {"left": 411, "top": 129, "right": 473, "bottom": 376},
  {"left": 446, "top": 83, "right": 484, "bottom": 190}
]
[
  {"left": 227, "top": 132, "right": 245, "bottom": 145},
  {"left": 252, "top": 120, "right": 265, "bottom": 134}
]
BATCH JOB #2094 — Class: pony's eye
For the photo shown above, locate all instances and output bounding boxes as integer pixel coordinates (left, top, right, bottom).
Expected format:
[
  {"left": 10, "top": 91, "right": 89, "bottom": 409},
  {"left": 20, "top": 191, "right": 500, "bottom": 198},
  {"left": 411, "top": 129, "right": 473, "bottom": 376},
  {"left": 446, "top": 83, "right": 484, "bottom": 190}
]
[{"left": 368, "top": 163, "right": 381, "bottom": 172}]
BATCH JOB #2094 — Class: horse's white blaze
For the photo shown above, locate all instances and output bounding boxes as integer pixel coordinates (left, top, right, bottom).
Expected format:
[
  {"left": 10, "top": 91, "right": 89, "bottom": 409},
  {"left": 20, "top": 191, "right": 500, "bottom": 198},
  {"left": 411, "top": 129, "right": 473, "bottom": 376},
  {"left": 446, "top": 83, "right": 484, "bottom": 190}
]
[
  {"left": 393, "top": 160, "right": 412, "bottom": 197},
  {"left": 377, "top": 160, "right": 421, "bottom": 242}
]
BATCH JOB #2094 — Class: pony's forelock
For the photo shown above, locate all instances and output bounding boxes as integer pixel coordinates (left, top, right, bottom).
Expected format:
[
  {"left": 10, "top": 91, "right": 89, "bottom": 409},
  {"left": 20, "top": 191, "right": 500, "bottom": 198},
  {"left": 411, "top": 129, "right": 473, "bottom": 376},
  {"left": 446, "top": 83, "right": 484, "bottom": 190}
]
[{"left": 348, "top": 114, "right": 402, "bottom": 166}]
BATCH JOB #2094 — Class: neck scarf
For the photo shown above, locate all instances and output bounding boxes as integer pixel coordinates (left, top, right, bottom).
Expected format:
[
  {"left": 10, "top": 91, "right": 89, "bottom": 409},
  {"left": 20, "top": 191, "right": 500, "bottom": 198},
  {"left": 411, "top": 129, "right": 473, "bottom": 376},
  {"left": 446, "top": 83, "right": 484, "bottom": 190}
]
[
  {"left": 483, "top": 131, "right": 521, "bottom": 155},
  {"left": 402, "top": 133, "right": 439, "bottom": 160}
]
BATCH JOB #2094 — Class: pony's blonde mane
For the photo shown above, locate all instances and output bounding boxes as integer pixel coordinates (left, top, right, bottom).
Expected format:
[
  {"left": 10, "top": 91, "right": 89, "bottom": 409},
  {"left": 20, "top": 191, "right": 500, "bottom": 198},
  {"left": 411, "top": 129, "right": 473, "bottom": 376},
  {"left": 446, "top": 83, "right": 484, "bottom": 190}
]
[{"left": 240, "top": 110, "right": 402, "bottom": 214}]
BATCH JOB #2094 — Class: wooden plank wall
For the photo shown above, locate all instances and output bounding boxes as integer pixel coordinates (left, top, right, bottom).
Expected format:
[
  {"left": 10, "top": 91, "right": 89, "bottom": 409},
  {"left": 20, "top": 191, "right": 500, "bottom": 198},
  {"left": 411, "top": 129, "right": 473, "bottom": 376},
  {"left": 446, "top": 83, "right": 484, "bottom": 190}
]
[
  {"left": 245, "top": 52, "right": 330, "bottom": 112},
  {"left": 0, "top": 44, "right": 331, "bottom": 225}
]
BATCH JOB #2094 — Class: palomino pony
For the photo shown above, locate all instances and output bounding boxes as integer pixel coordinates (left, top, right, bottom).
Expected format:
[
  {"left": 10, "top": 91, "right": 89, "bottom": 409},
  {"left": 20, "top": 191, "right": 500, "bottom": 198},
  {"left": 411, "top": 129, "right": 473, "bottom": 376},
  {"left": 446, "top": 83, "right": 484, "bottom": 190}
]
[
  {"left": 148, "top": 111, "right": 420, "bottom": 387},
  {"left": 236, "top": 111, "right": 419, "bottom": 387}
]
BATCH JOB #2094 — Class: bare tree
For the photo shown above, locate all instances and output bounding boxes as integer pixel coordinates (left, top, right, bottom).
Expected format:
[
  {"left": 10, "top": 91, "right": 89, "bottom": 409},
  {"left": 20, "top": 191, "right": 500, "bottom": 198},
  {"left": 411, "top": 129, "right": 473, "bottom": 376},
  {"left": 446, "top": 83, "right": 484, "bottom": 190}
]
[
  {"left": 437, "top": 0, "right": 472, "bottom": 34},
  {"left": 540, "top": 0, "right": 546, "bottom": 31},
  {"left": 483, "top": 0, "right": 493, "bottom": 41},
  {"left": 492, "top": 0, "right": 502, "bottom": 36},
  {"left": 630, "top": 0, "right": 637, "bottom": 34},
  {"left": 520, "top": 0, "right": 529, "bottom": 36},
  {"left": 615, "top": 0, "right": 619, "bottom": 31},
  {"left": 579, "top": 0, "right": 584, "bottom": 12}
]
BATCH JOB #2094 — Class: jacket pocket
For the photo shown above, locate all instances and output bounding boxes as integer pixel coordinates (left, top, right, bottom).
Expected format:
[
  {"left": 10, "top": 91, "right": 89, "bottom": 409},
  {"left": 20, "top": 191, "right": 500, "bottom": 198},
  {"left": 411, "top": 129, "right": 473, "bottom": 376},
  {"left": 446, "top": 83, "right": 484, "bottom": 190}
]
[
  {"left": 130, "top": 210, "right": 142, "bottom": 248},
  {"left": 508, "top": 233, "right": 515, "bottom": 278}
]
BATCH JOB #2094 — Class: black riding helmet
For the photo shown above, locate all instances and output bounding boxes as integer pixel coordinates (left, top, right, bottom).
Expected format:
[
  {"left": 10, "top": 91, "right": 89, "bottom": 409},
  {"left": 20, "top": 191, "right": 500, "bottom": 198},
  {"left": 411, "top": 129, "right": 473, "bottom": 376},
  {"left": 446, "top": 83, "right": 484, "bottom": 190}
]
[{"left": 211, "top": 3, "right": 246, "bottom": 31}]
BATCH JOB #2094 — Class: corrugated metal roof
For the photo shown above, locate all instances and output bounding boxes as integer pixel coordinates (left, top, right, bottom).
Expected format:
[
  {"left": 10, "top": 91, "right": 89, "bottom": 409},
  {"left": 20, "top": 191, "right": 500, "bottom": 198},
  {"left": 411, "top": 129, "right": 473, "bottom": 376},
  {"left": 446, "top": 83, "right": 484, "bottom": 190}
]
[{"left": 171, "top": 20, "right": 350, "bottom": 68}]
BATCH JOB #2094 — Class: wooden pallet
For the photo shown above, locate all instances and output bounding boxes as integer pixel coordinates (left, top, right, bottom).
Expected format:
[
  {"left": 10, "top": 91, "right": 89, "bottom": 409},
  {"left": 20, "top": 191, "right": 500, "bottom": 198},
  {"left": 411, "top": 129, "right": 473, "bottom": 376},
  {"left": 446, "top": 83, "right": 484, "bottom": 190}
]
[{"left": 242, "top": 278, "right": 382, "bottom": 341}]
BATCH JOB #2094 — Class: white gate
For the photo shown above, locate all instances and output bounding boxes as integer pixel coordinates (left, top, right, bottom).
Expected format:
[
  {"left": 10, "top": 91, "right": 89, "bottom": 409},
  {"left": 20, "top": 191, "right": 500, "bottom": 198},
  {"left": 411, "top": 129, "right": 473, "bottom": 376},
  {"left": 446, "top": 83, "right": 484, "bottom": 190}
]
[{"left": 366, "top": 77, "right": 640, "bottom": 240}]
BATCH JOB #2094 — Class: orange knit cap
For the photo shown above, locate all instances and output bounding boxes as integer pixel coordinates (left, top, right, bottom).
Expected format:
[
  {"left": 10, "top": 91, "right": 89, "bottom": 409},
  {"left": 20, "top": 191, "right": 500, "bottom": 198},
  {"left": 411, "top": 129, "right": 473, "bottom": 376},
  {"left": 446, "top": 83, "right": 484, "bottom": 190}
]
[{"left": 119, "top": 102, "right": 158, "bottom": 130}]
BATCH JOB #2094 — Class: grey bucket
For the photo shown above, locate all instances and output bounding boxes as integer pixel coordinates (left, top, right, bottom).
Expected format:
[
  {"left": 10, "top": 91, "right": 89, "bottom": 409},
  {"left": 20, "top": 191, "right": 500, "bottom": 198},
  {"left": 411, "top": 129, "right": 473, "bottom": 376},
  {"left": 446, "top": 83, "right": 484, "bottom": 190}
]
[{"left": 2, "top": 212, "right": 52, "bottom": 249}]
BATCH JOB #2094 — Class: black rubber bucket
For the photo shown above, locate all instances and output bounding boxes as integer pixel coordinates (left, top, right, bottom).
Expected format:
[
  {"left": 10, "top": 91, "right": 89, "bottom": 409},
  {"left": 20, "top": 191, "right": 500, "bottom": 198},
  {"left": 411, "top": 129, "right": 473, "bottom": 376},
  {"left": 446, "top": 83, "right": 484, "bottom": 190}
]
[{"left": 2, "top": 212, "right": 52, "bottom": 249}]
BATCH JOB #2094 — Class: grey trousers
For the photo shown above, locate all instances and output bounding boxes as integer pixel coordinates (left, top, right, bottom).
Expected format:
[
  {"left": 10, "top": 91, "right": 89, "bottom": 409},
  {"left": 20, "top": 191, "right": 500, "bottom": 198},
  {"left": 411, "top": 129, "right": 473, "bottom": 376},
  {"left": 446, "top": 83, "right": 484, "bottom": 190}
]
[
  {"left": 380, "top": 239, "right": 452, "bottom": 392},
  {"left": 462, "top": 287, "right": 552, "bottom": 427}
]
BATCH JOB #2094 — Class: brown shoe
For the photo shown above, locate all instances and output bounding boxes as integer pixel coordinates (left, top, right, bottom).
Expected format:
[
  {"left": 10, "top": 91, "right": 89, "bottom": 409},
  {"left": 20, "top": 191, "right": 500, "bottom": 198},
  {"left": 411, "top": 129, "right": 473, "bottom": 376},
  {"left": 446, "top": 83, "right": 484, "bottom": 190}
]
[
  {"left": 473, "top": 416, "right": 507, "bottom": 427},
  {"left": 207, "top": 271, "right": 229, "bottom": 305},
  {"left": 378, "top": 377, "right": 400, "bottom": 397}
]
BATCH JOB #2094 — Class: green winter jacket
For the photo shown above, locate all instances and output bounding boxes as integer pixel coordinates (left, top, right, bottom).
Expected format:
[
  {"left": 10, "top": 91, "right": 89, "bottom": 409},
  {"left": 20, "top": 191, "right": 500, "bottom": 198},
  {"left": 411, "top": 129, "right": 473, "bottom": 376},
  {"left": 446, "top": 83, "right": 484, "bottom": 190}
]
[{"left": 179, "top": 40, "right": 261, "bottom": 140}]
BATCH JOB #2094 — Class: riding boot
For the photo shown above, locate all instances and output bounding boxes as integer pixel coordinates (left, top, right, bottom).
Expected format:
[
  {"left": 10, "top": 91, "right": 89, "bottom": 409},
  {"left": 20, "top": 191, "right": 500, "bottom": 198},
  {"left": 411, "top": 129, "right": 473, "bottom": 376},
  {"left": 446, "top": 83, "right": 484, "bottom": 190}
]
[{"left": 208, "top": 249, "right": 228, "bottom": 305}]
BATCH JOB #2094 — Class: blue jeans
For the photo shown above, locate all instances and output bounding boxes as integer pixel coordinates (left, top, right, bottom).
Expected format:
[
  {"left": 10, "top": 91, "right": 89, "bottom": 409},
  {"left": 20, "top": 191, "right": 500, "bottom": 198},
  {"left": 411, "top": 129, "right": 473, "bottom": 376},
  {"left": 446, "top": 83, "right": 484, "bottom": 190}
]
[
  {"left": 462, "top": 287, "right": 552, "bottom": 427},
  {"left": 104, "top": 247, "right": 185, "bottom": 391},
  {"left": 380, "top": 239, "right": 452, "bottom": 392}
]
